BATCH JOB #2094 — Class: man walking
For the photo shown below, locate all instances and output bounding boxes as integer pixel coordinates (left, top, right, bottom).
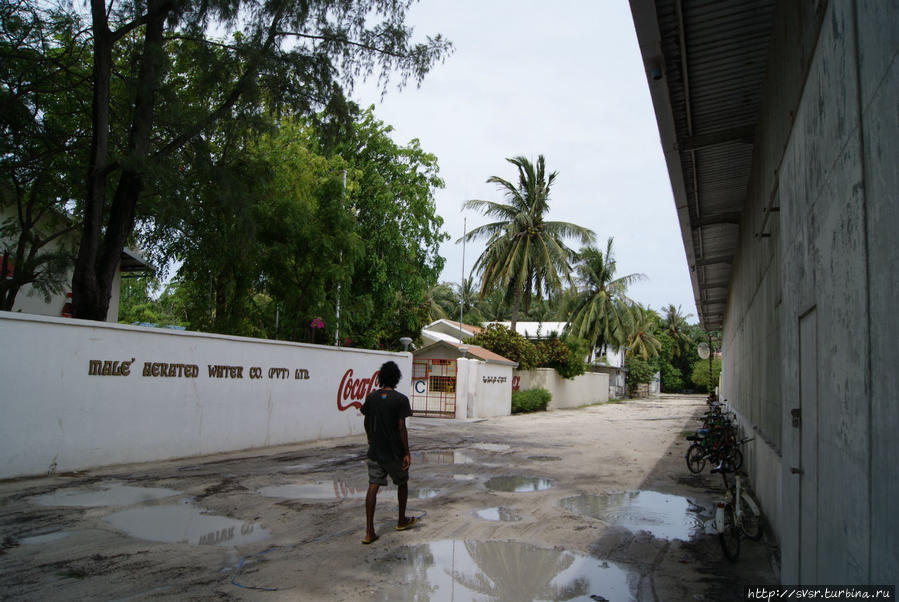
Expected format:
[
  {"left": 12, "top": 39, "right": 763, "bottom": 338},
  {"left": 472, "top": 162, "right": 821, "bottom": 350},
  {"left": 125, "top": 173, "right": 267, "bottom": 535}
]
[{"left": 360, "top": 360, "right": 418, "bottom": 544}]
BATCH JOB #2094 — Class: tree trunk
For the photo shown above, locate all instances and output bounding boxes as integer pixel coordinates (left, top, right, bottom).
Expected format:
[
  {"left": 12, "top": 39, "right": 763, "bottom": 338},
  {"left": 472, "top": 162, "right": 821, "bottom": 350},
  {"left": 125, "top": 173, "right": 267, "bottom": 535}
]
[
  {"left": 509, "top": 284, "right": 523, "bottom": 333},
  {"left": 72, "top": 1, "right": 167, "bottom": 320}
]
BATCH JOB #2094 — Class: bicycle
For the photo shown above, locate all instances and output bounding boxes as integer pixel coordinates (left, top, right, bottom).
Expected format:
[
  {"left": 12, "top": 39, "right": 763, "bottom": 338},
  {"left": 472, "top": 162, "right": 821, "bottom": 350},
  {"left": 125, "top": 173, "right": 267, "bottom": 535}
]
[
  {"left": 685, "top": 432, "right": 749, "bottom": 474},
  {"left": 712, "top": 461, "right": 763, "bottom": 561}
]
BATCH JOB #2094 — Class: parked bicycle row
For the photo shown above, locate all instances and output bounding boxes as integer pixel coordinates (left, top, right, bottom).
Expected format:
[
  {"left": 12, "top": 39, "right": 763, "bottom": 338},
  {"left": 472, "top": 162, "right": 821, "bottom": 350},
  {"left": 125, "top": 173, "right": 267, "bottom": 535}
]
[{"left": 685, "top": 396, "right": 764, "bottom": 561}]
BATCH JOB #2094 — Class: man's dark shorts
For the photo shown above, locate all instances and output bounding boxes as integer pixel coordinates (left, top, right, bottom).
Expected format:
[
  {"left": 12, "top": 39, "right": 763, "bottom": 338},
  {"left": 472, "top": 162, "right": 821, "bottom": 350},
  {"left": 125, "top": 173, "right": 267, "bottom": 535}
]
[{"left": 367, "top": 458, "right": 408, "bottom": 486}]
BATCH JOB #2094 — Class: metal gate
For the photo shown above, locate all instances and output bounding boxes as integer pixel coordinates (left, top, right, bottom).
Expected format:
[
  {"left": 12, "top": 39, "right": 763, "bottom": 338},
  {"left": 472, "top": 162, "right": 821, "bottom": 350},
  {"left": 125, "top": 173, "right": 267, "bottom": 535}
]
[{"left": 410, "top": 359, "right": 457, "bottom": 418}]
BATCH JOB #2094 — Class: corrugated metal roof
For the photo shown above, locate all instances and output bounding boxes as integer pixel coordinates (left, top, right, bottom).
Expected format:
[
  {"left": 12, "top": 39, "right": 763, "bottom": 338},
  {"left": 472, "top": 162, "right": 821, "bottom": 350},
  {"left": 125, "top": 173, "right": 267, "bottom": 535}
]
[{"left": 630, "top": 0, "right": 775, "bottom": 330}]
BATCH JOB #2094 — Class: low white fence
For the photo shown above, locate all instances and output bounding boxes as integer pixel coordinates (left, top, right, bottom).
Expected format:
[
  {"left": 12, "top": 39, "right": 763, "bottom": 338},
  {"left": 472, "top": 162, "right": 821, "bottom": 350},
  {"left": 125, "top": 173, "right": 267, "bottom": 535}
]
[
  {"left": 513, "top": 368, "right": 609, "bottom": 409},
  {"left": 0, "top": 312, "right": 410, "bottom": 479},
  {"left": 455, "top": 358, "right": 513, "bottom": 419}
]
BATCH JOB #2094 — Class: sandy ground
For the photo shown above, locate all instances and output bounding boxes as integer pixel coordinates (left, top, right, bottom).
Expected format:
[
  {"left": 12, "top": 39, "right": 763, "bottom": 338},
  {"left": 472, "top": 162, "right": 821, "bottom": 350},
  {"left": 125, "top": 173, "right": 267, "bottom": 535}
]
[{"left": 0, "top": 394, "right": 778, "bottom": 601}]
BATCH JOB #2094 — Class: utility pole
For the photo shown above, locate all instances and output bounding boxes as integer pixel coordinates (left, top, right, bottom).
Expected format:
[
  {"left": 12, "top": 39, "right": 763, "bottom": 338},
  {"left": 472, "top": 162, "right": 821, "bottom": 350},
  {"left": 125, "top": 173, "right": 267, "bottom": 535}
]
[
  {"left": 459, "top": 216, "right": 466, "bottom": 342},
  {"left": 335, "top": 169, "right": 346, "bottom": 346}
]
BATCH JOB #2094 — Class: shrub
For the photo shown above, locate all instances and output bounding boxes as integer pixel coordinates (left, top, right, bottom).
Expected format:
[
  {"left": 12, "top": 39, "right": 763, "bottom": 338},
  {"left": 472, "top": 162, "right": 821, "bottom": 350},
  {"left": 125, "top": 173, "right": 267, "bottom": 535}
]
[
  {"left": 690, "top": 357, "right": 722, "bottom": 393},
  {"left": 625, "top": 357, "right": 655, "bottom": 394},
  {"left": 511, "top": 388, "right": 551, "bottom": 414},
  {"left": 534, "top": 336, "right": 587, "bottom": 379},
  {"left": 466, "top": 323, "right": 541, "bottom": 369}
]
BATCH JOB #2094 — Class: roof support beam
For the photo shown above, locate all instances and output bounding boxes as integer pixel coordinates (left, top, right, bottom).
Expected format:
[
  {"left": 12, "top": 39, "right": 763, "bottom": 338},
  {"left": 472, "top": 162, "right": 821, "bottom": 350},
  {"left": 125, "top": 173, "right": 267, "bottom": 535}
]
[
  {"left": 678, "top": 125, "right": 756, "bottom": 150},
  {"left": 694, "top": 211, "right": 742, "bottom": 227},
  {"left": 694, "top": 255, "right": 734, "bottom": 267}
]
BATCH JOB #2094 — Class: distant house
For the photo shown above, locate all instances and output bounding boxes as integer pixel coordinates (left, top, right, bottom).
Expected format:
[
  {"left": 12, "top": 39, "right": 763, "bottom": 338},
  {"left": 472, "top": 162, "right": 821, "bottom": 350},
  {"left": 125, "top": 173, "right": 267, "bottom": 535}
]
[
  {"left": 420, "top": 319, "right": 483, "bottom": 346},
  {"left": 1, "top": 205, "right": 148, "bottom": 322}
]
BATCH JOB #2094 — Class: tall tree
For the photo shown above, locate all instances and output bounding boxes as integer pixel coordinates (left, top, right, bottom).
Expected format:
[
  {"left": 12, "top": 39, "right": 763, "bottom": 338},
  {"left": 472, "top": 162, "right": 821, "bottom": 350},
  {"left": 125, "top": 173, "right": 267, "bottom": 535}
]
[
  {"left": 69, "top": 0, "right": 451, "bottom": 320},
  {"left": 460, "top": 155, "right": 594, "bottom": 331},
  {"left": 0, "top": 1, "right": 90, "bottom": 310},
  {"left": 565, "top": 237, "right": 645, "bottom": 355},
  {"left": 625, "top": 303, "right": 661, "bottom": 360},
  {"left": 660, "top": 303, "right": 693, "bottom": 359}
]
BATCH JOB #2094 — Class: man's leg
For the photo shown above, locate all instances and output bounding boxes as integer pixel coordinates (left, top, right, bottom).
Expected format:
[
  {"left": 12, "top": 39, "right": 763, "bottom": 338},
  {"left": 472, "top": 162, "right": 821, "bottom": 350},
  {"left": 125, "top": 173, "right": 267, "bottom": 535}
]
[
  {"left": 365, "top": 483, "right": 379, "bottom": 541},
  {"left": 397, "top": 482, "right": 408, "bottom": 525}
]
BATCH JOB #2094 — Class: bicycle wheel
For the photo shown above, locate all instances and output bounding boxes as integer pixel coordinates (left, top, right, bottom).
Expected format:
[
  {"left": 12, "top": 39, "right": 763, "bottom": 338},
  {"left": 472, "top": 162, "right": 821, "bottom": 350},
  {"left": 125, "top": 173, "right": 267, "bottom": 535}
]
[
  {"left": 719, "top": 503, "right": 741, "bottom": 561},
  {"left": 739, "top": 492, "right": 763, "bottom": 541},
  {"left": 686, "top": 444, "right": 706, "bottom": 474},
  {"left": 726, "top": 447, "right": 744, "bottom": 472}
]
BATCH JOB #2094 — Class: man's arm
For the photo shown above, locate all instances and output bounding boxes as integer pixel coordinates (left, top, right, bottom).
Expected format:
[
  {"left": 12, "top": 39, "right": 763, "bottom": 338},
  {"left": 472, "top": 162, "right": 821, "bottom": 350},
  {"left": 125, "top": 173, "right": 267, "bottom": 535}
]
[
  {"left": 398, "top": 419, "right": 410, "bottom": 471},
  {"left": 364, "top": 414, "right": 372, "bottom": 444}
]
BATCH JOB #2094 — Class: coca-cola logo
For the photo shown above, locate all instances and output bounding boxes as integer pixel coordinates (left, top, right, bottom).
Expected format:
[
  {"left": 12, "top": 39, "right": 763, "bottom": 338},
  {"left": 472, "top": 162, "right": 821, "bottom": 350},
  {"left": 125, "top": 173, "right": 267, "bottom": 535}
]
[{"left": 337, "top": 368, "right": 380, "bottom": 411}]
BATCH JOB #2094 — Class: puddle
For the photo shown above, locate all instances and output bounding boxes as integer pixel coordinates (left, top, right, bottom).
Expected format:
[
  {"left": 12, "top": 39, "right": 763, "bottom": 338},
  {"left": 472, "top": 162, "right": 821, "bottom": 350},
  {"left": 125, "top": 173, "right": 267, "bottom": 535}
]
[
  {"left": 485, "top": 476, "right": 554, "bottom": 492},
  {"left": 528, "top": 455, "right": 562, "bottom": 462},
  {"left": 258, "top": 480, "right": 365, "bottom": 500},
  {"left": 104, "top": 501, "right": 269, "bottom": 546},
  {"left": 375, "top": 539, "right": 634, "bottom": 601},
  {"left": 453, "top": 474, "right": 479, "bottom": 481},
  {"left": 20, "top": 531, "right": 71, "bottom": 545},
  {"left": 559, "top": 491, "right": 712, "bottom": 540},
  {"left": 472, "top": 506, "right": 522, "bottom": 522},
  {"left": 412, "top": 450, "right": 477, "bottom": 465},
  {"left": 470, "top": 443, "right": 511, "bottom": 452},
  {"left": 410, "top": 487, "right": 440, "bottom": 499},
  {"left": 27, "top": 481, "right": 179, "bottom": 508}
]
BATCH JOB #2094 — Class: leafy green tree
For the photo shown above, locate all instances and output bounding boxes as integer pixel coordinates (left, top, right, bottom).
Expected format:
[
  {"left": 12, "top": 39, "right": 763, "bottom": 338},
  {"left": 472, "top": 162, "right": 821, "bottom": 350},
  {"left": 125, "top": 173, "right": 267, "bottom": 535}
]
[
  {"left": 66, "top": 0, "right": 451, "bottom": 320},
  {"left": 625, "top": 356, "right": 656, "bottom": 394},
  {"left": 0, "top": 1, "right": 89, "bottom": 309},
  {"left": 691, "top": 356, "right": 722, "bottom": 393},
  {"left": 566, "top": 237, "right": 644, "bottom": 356},
  {"left": 323, "top": 107, "right": 448, "bottom": 349},
  {"left": 465, "top": 323, "right": 540, "bottom": 370},
  {"left": 535, "top": 336, "right": 587, "bottom": 379},
  {"left": 460, "top": 155, "right": 594, "bottom": 331}
]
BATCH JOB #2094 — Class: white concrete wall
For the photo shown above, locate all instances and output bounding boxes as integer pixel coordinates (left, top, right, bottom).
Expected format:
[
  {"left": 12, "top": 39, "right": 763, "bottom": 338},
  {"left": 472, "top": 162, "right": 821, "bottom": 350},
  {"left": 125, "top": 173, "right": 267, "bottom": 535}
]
[
  {"left": 455, "top": 359, "right": 512, "bottom": 419},
  {"left": 0, "top": 311, "right": 411, "bottom": 478},
  {"left": 721, "top": 0, "right": 898, "bottom": 584},
  {"left": 513, "top": 369, "right": 609, "bottom": 410}
]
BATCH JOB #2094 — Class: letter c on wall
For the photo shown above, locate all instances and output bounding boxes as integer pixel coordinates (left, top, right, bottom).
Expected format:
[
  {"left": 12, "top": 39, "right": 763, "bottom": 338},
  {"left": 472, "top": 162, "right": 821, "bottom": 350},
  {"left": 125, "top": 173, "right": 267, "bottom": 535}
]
[{"left": 336, "top": 369, "right": 362, "bottom": 411}]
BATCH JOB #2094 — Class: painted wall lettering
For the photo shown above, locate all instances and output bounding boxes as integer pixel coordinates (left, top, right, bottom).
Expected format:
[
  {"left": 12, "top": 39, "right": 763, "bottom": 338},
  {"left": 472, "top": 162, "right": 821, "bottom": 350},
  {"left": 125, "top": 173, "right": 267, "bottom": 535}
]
[
  {"left": 482, "top": 375, "right": 508, "bottom": 384},
  {"left": 88, "top": 358, "right": 134, "bottom": 376},
  {"left": 142, "top": 362, "right": 200, "bottom": 378},
  {"left": 268, "top": 367, "right": 289, "bottom": 379},
  {"left": 207, "top": 365, "right": 243, "bottom": 379},
  {"left": 512, "top": 375, "right": 521, "bottom": 391},
  {"left": 249, "top": 367, "right": 263, "bottom": 379},
  {"left": 295, "top": 369, "right": 310, "bottom": 380},
  {"left": 336, "top": 368, "right": 380, "bottom": 411}
]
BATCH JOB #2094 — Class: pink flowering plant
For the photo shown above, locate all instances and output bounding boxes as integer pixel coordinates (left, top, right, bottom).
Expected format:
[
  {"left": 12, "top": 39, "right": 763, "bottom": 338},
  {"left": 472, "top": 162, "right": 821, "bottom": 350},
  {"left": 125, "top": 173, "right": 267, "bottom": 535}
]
[{"left": 309, "top": 317, "right": 324, "bottom": 330}]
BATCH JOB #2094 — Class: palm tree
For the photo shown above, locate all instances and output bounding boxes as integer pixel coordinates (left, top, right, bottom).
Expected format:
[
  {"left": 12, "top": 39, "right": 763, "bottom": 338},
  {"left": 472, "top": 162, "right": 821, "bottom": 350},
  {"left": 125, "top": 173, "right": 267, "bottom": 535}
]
[
  {"left": 565, "top": 237, "right": 645, "bottom": 356},
  {"left": 625, "top": 303, "right": 662, "bottom": 360},
  {"left": 459, "top": 155, "right": 594, "bottom": 331},
  {"left": 660, "top": 303, "right": 693, "bottom": 358}
]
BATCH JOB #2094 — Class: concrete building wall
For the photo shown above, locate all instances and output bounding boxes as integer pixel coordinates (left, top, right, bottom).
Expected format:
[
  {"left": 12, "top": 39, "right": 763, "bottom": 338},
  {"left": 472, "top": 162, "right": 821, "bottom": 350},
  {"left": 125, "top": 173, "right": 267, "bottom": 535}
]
[
  {"left": 722, "top": 0, "right": 897, "bottom": 584},
  {"left": 514, "top": 369, "right": 609, "bottom": 409},
  {"left": 0, "top": 311, "right": 411, "bottom": 479}
]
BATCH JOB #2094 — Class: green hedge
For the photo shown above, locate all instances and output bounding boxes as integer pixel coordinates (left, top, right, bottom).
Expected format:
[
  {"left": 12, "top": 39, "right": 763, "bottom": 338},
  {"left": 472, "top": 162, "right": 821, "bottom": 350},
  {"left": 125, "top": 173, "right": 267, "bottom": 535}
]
[{"left": 511, "top": 388, "right": 552, "bottom": 414}]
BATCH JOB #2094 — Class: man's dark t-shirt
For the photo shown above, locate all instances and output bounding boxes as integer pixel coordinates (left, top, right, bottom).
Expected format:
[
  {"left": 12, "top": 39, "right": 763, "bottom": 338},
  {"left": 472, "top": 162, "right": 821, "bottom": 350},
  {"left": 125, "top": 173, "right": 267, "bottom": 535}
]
[{"left": 361, "top": 389, "right": 412, "bottom": 463}]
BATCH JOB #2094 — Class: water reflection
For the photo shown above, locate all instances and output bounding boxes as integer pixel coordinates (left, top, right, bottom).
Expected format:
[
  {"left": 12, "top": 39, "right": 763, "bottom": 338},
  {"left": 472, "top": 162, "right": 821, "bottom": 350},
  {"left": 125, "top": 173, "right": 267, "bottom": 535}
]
[
  {"left": 27, "top": 481, "right": 179, "bottom": 507},
  {"left": 470, "top": 443, "right": 511, "bottom": 452},
  {"left": 258, "top": 480, "right": 365, "bottom": 500},
  {"left": 376, "top": 540, "right": 634, "bottom": 601},
  {"left": 104, "top": 501, "right": 269, "bottom": 546},
  {"left": 485, "top": 476, "right": 554, "bottom": 492},
  {"left": 559, "top": 491, "right": 712, "bottom": 540},
  {"left": 472, "top": 507, "right": 521, "bottom": 522},
  {"left": 20, "top": 531, "right": 71, "bottom": 545},
  {"left": 528, "top": 455, "right": 563, "bottom": 462},
  {"left": 412, "top": 450, "right": 477, "bottom": 465}
]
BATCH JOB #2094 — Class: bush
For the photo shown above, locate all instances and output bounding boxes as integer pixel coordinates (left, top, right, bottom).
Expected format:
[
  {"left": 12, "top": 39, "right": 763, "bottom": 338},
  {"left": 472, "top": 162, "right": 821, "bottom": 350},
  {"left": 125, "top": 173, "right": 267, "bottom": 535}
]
[
  {"left": 511, "top": 388, "right": 551, "bottom": 414},
  {"left": 535, "top": 336, "right": 587, "bottom": 379},
  {"left": 466, "top": 323, "right": 541, "bottom": 369},
  {"left": 625, "top": 357, "right": 655, "bottom": 394},
  {"left": 690, "top": 357, "right": 722, "bottom": 393}
]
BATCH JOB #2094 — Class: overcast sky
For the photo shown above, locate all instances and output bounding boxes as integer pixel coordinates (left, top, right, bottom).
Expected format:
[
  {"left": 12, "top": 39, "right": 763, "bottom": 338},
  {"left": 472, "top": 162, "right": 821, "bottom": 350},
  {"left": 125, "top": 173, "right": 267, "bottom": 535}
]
[{"left": 351, "top": 1, "right": 697, "bottom": 322}]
